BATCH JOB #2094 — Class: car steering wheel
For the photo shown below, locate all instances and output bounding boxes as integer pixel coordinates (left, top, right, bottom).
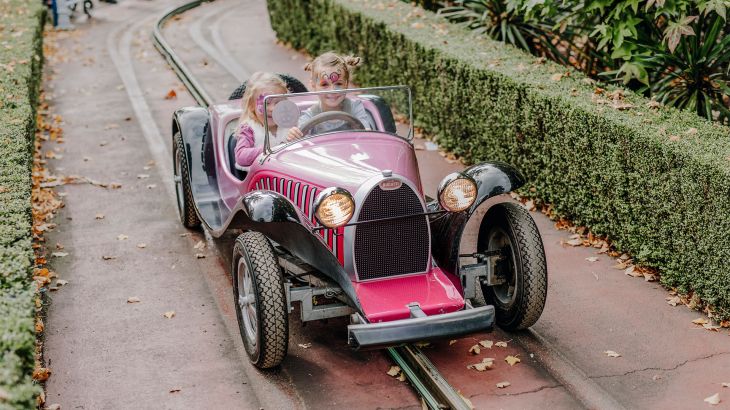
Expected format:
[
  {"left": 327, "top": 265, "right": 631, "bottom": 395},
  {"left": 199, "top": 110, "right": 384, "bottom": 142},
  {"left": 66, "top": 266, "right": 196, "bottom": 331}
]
[{"left": 298, "top": 111, "right": 365, "bottom": 135}]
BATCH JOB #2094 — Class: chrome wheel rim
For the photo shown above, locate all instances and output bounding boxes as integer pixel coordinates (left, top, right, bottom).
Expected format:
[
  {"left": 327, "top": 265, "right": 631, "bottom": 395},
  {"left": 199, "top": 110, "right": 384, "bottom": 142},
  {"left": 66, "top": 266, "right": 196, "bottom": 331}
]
[
  {"left": 237, "top": 258, "right": 258, "bottom": 346},
  {"left": 489, "top": 227, "right": 517, "bottom": 307},
  {"left": 173, "top": 147, "right": 185, "bottom": 217}
]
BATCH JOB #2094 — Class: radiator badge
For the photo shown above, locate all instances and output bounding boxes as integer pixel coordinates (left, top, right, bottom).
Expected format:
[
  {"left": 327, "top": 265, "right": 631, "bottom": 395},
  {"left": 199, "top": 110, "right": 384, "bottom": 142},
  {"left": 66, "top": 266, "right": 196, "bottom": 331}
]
[{"left": 379, "top": 179, "right": 402, "bottom": 191}]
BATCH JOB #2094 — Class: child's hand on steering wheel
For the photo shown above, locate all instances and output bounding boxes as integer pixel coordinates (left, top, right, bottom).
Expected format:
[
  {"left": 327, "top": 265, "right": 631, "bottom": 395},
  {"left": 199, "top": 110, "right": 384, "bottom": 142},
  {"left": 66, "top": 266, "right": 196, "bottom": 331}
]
[{"left": 287, "top": 127, "right": 303, "bottom": 141}]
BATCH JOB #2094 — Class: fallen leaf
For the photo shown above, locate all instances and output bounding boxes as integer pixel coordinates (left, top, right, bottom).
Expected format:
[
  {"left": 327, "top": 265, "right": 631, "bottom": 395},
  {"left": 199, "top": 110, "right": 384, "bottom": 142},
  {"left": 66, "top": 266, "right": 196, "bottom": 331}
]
[
  {"left": 566, "top": 238, "right": 583, "bottom": 246},
  {"left": 398, "top": 372, "right": 406, "bottom": 382},
  {"left": 95, "top": 213, "right": 105, "bottom": 219},
  {"left": 624, "top": 266, "right": 643, "bottom": 277},
  {"left": 110, "top": 183, "right": 122, "bottom": 189},
  {"left": 194, "top": 240, "right": 205, "bottom": 250},
  {"left": 722, "top": 383, "right": 730, "bottom": 388},
  {"left": 704, "top": 393, "right": 720, "bottom": 405},
  {"left": 137, "top": 243, "right": 147, "bottom": 249},
  {"left": 550, "top": 73, "right": 563, "bottom": 81},
  {"left": 127, "top": 296, "right": 141, "bottom": 303},
  {"left": 165, "top": 89, "right": 177, "bottom": 100},
  {"left": 469, "top": 344, "right": 481, "bottom": 355},
  {"left": 169, "top": 388, "right": 181, "bottom": 393},
  {"left": 146, "top": 184, "right": 157, "bottom": 189},
  {"left": 449, "top": 340, "right": 458, "bottom": 346},
  {"left": 137, "top": 174, "right": 150, "bottom": 179},
  {"left": 56, "top": 279, "right": 68, "bottom": 286},
  {"left": 163, "top": 311, "right": 175, "bottom": 319},
  {"left": 195, "top": 253, "right": 206, "bottom": 259},
  {"left": 666, "top": 296, "right": 681, "bottom": 306},
  {"left": 117, "top": 234, "right": 128, "bottom": 241},
  {"left": 387, "top": 365, "right": 401, "bottom": 377},
  {"left": 479, "top": 340, "right": 493, "bottom": 349},
  {"left": 467, "top": 358, "right": 494, "bottom": 371},
  {"left": 51, "top": 252, "right": 68, "bottom": 257},
  {"left": 604, "top": 350, "right": 621, "bottom": 358},
  {"left": 414, "top": 341, "right": 431, "bottom": 348},
  {"left": 102, "top": 255, "right": 117, "bottom": 260},
  {"left": 495, "top": 341, "right": 508, "bottom": 348},
  {"left": 586, "top": 257, "right": 599, "bottom": 262},
  {"left": 496, "top": 381, "right": 511, "bottom": 388},
  {"left": 32, "top": 368, "right": 51, "bottom": 381},
  {"left": 692, "top": 318, "right": 709, "bottom": 325},
  {"left": 298, "top": 343, "right": 312, "bottom": 349},
  {"left": 505, "top": 355, "right": 521, "bottom": 366},
  {"left": 703, "top": 323, "right": 721, "bottom": 332}
]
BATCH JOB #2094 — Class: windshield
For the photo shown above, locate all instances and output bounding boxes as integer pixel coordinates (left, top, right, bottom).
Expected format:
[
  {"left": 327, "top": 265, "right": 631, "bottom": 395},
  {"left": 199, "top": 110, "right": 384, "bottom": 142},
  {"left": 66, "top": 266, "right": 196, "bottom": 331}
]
[{"left": 262, "top": 85, "right": 412, "bottom": 153}]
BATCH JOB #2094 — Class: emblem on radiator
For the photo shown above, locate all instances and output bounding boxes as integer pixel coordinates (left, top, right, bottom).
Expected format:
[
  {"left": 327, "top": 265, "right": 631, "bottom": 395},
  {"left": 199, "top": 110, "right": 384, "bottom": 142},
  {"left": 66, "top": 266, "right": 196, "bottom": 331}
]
[{"left": 379, "top": 179, "right": 402, "bottom": 191}]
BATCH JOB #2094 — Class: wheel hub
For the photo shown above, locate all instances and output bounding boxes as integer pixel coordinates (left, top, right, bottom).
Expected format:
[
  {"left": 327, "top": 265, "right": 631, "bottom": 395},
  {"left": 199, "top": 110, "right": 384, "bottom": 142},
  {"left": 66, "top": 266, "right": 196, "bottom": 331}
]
[{"left": 237, "top": 258, "right": 258, "bottom": 346}]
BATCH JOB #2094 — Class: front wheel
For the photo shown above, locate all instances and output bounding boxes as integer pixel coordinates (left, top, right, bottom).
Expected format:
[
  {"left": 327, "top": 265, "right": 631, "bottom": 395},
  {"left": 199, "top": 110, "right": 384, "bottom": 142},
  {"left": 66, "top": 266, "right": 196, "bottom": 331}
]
[
  {"left": 478, "top": 202, "right": 547, "bottom": 330},
  {"left": 232, "top": 232, "right": 288, "bottom": 369}
]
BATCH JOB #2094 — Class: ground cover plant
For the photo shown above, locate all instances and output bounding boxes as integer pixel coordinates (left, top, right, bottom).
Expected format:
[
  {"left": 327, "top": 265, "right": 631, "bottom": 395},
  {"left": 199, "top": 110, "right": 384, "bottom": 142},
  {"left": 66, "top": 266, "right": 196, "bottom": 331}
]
[
  {"left": 267, "top": 0, "right": 730, "bottom": 319},
  {"left": 0, "top": 1, "right": 46, "bottom": 408},
  {"left": 435, "top": 0, "right": 730, "bottom": 125}
]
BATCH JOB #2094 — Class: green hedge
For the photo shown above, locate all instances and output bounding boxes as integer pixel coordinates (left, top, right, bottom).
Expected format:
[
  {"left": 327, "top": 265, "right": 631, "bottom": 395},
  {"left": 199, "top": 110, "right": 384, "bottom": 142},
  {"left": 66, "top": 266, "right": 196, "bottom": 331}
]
[
  {"left": 267, "top": 0, "right": 730, "bottom": 317},
  {"left": 0, "top": 1, "right": 46, "bottom": 409}
]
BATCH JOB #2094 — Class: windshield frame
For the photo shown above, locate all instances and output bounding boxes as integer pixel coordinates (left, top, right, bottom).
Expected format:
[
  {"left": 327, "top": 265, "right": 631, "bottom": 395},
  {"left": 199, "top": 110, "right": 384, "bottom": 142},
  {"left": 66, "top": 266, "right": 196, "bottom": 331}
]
[{"left": 262, "top": 85, "right": 413, "bottom": 155}]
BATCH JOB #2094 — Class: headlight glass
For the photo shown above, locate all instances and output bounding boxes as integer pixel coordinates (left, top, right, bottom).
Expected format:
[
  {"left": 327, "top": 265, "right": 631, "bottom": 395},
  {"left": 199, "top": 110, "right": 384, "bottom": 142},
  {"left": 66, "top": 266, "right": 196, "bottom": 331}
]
[
  {"left": 439, "top": 177, "right": 477, "bottom": 212},
  {"left": 315, "top": 189, "right": 355, "bottom": 228}
]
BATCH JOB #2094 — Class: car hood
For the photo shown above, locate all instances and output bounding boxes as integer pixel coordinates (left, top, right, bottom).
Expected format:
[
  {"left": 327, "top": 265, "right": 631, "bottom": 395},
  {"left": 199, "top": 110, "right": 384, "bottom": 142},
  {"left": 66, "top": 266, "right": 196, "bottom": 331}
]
[{"left": 265, "top": 132, "right": 422, "bottom": 194}]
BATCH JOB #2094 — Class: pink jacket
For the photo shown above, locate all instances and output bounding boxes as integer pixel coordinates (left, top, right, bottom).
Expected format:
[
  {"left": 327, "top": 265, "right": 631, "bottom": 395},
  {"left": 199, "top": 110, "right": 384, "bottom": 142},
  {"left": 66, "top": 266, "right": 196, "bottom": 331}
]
[{"left": 233, "top": 121, "right": 262, "bottom": 167}]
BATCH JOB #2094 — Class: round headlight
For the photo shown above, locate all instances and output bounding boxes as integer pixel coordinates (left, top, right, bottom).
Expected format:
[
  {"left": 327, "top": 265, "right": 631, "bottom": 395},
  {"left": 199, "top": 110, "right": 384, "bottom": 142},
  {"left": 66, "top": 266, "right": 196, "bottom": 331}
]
[
  {"left": 438, "top": 174, "right": 477, "bottom": 212},
  {"left": 314, "top": 188, "right": 355, "bottom": 228}
]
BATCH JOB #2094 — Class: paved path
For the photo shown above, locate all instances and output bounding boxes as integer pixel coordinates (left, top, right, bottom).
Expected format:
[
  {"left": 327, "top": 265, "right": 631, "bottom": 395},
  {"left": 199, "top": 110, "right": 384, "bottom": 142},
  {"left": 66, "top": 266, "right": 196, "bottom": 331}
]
[{"left": 42, "top": 0, "right": 730, "bottom": 409}]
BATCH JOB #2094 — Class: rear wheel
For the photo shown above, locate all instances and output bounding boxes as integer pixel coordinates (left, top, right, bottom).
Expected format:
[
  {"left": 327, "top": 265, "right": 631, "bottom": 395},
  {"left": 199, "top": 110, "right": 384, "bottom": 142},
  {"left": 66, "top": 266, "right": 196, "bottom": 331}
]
[
  {"left": 173, "top": 131, "right": 201, "bottom": 229},
  {"left": 478, "top": 202, "right": 547, "bottom": 330},
  {"left": 232, "top": 232, "right": 288, "bottom": 369}
]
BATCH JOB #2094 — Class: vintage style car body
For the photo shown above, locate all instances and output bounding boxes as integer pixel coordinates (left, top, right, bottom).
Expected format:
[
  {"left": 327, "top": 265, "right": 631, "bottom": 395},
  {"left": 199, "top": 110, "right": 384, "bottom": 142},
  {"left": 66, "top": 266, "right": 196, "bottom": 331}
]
[{"left": 171, "top": 81, "right": 547, "bottom": 368}]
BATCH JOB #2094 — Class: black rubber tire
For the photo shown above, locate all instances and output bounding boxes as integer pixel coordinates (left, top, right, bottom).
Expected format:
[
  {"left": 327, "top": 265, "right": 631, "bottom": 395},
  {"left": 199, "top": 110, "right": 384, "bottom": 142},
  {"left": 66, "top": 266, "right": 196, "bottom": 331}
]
[
  {"left": 228, "top": 73, "right": 308, "bottom": 101},
  {"left": 232, "top": 232, "right": 289, "bottom": 369},
  {"left": 478, "top": 202, "right": 547, "bottom": 330},
  {"left": 173, "top": 131, "right": 201, "bottom": 229}
]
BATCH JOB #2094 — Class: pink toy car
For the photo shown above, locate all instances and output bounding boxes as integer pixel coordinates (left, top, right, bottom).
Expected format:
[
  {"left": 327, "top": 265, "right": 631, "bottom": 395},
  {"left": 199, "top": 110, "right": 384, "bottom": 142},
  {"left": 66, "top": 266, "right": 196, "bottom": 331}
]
[{"left": 171, "top": 77, "right": 548, "bottom": 369}]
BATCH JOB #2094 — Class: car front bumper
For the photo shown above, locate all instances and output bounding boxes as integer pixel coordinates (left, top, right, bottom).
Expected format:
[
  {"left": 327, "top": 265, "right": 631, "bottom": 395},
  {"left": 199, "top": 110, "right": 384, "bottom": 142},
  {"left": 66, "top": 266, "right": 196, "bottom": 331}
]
[{"left": 347, "top": 305, "right": 495, "bottom": 350}]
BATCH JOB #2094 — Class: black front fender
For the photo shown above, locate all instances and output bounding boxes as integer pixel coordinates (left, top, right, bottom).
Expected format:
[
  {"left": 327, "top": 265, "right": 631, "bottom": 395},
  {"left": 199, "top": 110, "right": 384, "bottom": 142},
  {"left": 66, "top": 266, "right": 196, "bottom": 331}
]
[
  {"left": 429, "top": 162, "right": 525, "bottom": 276},
  {"left": 224, "top": 191, "right": 363, "bottom": 313}
]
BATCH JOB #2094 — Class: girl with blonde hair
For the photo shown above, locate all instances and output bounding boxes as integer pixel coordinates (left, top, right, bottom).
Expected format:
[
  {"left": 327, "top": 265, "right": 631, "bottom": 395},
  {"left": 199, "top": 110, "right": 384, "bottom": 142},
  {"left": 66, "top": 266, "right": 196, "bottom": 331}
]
[
  {"left": 234, "top": 72, "right": 290, "bottom": 167},
  {"left": 287, "top": 51, "right": 373, "bottom": 139}
]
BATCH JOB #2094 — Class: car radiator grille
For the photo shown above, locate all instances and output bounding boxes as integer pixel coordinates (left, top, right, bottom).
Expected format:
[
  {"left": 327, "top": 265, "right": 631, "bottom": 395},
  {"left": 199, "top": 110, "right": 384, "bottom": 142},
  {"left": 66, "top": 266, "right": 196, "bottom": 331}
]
[{"left": 354, "top": 183, "right": 429, "bottom": 281}]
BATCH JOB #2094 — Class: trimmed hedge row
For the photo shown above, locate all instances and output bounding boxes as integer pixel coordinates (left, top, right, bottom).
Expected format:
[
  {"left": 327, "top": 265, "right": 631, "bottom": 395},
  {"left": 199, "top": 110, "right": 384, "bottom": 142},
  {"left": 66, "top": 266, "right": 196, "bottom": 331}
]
[
  {"left": 267, "top": 0, "right": 730, "bottom": 317},
  {"left": 0, "top": 1, "right": 46, "bottom": 409}
]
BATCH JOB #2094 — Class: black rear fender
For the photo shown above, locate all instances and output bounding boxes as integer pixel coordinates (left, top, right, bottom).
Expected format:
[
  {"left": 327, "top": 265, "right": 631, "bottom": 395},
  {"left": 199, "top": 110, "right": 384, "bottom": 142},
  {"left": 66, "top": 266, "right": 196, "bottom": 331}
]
[{"left": 429, "top": 162, "right": 525, "bottom": 276}]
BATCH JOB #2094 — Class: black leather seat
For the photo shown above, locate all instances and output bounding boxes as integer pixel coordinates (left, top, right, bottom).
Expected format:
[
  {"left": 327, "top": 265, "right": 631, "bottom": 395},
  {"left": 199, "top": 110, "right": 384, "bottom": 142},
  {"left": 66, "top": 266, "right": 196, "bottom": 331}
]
[{"left": 228, "top": 132, "right": 246, "bottom": 180}]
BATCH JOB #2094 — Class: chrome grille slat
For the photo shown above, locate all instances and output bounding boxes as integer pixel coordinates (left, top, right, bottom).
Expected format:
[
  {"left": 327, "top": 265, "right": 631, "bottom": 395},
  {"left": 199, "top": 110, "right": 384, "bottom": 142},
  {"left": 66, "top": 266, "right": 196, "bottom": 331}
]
[{"left": 354, "top": 184, "right": 429, "bottom": 280}]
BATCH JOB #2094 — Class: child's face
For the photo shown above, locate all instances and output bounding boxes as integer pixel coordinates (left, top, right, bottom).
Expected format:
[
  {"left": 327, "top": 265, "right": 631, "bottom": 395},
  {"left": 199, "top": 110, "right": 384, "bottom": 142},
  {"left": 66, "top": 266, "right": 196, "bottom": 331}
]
[
  {"left": 254, "top": 86, "right": 286, "bottom": 126},
  {"left": 312, "top": 66, "right": 347, "bottom": 109}
]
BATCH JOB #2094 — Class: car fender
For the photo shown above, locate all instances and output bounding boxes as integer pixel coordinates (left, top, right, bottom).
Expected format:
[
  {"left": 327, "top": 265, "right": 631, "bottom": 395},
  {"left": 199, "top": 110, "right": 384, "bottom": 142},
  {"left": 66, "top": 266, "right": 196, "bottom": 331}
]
[
  {"left": 429, "top": 162, "right": 525, "bottom": 276},
  {"left": 223, "top": 190, "right": 363, "bottom": 312},
  {"left": 172, "top": 106, "right": 212, "bottom": 179}
]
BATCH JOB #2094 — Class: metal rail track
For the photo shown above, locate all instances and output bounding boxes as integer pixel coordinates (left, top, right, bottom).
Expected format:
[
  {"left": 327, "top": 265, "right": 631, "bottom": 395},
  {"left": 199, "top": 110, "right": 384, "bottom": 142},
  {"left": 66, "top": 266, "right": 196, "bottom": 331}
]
[{"left": 151, "top": 2, "right": 471, "bottom": 409}]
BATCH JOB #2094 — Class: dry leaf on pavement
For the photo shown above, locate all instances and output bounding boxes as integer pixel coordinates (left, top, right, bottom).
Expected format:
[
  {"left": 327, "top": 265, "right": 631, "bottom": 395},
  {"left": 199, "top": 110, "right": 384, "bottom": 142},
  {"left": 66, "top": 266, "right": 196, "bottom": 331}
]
[
  {"left": 496, "top": 381, "right": 511, "bottom": 388},
  {"left": 469, "top": 345, "right": 480, "bottom": 355},
  {"left": 387, "top": 366, "right": 401, "bottom": 377},
  {"left": 692, "top": 318, "right": 709, "bottom": 325},
  {"left": 163, "top": 311, "right": 175, "bottom": 319},
  {"left": 624, "top": 266, "right": 642, "bottom": 277},
  {"left": 704, "top": 393, "right": 720, "bottom": 405},
  {"left": 479, "top": 340, "right": 493, "bottom": 349},
  {"left": 51, "top": 252, "right": 68, "bottom": 257},
  {"left": 127, "top": 296, "right": 141, "bottom": 303},
  {"left": 32, "top": 368, "right": 51, "bottom": 381},
  {"left": 467, "top": 358, "right": 494, "bottom": 372},
  {"left": 195, "top": 253, "right": 206, "bottom": 259},
  {"left": 604, "top": 350, "right": 621, "bottom": 358},
  {"left": 298, "top": 343, "right": 312, "bottom": 349},
  {"left": 194, "top": 240, "right": 205, "bottom": 250},
  {"left": 165, "top": 89, "right": 177, "bottom": 100},
  {"left": 586, "top": 257, "right": 599, "bottom": 262},
  {"left": 117, "top": 234, "right": 128, "bottom": 241},
  {"left": 169, "top": 388, "right": 181, "bottom": 393},
  {"left": 95, "top": 213, "right": 104, "bottom": 219},
  {"left": 414, "top": 341, "right": 431, "bottom": 348},
  {"left": 566, "top": 238, "right": 583, "bottom": 246},
  {"left": 505, "top": 355, "right": 521, "bottom": 366},
  {"left": 495, "top": 341, "right": 508, "bottom": 348},
  {"left": 102, "top": 255, "right": 117, "bottom": 260},
  {"left": 137, "top": 243, "right": 147, "bottom": 249},
  {"left": 449, "top": 340, "right": 458, "bottom": 346},
  {"left": 722, "top": 383, "right": 730, "bottom": 388},
  {"left": 666, "top": 296, "right": 681, "bottom": 306},
  {"left": 55, "top": 279, "right": 68, "bottom": 286}
]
